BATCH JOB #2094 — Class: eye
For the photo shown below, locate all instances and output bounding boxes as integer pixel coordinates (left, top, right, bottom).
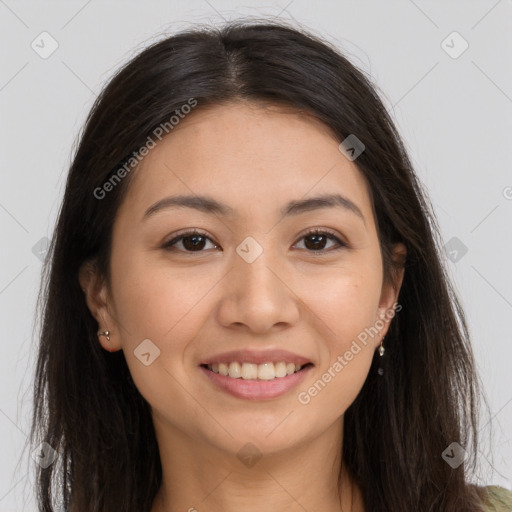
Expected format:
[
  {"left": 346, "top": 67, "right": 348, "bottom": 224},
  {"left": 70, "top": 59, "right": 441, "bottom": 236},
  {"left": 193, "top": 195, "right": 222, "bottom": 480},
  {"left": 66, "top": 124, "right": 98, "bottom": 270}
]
[
  {"left": 161, "top": 228, "right": 347, "bottom": 254},
  {"left": 293, "top": 228, "right": 347, "bottom": 253},
  {"left": 161, "top": 229, "right": 218, "bottom": 253}
]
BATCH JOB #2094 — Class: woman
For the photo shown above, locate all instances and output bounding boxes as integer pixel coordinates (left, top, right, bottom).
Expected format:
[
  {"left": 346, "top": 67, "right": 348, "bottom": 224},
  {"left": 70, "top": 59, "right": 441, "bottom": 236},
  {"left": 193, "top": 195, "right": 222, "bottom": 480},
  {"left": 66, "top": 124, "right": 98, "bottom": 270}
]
[{"left": 30, "top": 19, "right": 512, "bottom": 512}]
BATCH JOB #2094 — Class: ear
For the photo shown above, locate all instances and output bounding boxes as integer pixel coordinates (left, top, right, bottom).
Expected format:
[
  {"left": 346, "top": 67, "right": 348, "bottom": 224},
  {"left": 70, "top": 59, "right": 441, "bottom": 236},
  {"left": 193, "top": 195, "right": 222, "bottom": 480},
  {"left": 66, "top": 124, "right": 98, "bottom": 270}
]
[
  {"left": 375, "top": 242, "right": 407, "bottom": 346},
  {"left": 78, "top": 260, "right": 122, "bottom": 352}
]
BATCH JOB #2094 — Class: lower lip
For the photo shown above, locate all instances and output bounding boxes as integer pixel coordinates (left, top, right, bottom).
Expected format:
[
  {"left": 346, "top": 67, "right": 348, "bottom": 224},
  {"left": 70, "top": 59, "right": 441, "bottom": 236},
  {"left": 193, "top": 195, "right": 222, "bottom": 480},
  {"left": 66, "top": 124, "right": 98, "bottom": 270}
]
[{"left": 199, "top": 365, "right": 313, "bottom": 400}]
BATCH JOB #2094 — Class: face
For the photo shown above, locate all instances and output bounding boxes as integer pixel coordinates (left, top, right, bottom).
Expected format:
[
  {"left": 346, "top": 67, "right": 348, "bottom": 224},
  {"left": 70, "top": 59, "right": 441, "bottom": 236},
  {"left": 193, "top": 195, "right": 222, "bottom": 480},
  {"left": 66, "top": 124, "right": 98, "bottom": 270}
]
[{"left": 80, "top": 100, "right": 405, "bottom": 459}]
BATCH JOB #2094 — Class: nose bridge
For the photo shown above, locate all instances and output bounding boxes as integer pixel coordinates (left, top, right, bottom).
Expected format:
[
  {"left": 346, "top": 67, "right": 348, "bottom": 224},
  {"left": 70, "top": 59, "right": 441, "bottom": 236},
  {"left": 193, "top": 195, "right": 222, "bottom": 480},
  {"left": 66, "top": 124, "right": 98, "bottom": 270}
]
[
  {"left": 217, "top": 236, "right": 300, "bottom": 331},
  {"left": 233, "top": 241, "right": 283, "bottom": 303},
  {"left": 233, "top": 251, "right": 277, "bottom": 294}
]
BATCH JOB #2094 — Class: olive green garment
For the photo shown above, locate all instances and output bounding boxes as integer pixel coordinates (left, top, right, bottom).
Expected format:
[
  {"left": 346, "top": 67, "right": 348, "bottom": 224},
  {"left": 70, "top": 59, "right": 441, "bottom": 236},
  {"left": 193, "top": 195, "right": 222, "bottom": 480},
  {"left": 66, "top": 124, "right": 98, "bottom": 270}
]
[{"left": 482, "top": 486, "right": 512, "bottom": 511}]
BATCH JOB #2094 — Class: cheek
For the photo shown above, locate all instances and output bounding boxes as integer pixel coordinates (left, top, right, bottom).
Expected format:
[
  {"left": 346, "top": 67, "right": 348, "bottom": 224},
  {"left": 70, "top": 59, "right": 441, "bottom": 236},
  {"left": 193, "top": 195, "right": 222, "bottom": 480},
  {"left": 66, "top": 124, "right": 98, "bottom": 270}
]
[
  {"left": 111, "top": 248, "right": 221, "bottom": 343},
  {"left": 110, "top": 252, "right": 220, "bottom": 415},
  {"left": 300, "top": 262, "right": 383, "bottom": 345},
  {"left": 294, "top": 266, "right": 382, "bottom": 414}
]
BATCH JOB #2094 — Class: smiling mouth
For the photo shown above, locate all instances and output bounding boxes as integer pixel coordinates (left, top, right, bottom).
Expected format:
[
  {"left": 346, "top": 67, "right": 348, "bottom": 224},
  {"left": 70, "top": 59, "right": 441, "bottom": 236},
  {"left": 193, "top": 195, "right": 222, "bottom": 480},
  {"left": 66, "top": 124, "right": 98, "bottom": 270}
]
[{"left": 200, "top": 361, "right": 314, "bottom": 381}]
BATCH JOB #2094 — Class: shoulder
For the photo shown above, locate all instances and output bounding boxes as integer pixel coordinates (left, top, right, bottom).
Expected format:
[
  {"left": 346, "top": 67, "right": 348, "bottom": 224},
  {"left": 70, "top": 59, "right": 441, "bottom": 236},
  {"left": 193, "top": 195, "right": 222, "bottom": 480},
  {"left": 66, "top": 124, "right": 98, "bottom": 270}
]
[{"left": 479, "top": 485, "right": 512, "bottom": 511}]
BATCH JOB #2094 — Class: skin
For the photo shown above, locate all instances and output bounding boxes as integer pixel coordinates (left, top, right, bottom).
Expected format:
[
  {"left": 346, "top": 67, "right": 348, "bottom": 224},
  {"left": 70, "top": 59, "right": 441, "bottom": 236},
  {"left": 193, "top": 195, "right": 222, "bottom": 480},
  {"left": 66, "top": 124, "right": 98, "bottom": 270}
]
[{"left": 80, "top": 100, "right": 406, "bottom": 512}]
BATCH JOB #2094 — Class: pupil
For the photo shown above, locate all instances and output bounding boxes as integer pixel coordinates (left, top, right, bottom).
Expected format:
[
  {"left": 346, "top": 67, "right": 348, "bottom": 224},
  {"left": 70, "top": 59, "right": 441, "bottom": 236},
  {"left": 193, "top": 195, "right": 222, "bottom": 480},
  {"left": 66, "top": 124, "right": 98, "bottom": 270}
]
[
  {"left": 305, "top": 234, "right": 325, "bottom": 251},
  {"left": 184, "top": 235, "right": 205, "bottom": 251}
]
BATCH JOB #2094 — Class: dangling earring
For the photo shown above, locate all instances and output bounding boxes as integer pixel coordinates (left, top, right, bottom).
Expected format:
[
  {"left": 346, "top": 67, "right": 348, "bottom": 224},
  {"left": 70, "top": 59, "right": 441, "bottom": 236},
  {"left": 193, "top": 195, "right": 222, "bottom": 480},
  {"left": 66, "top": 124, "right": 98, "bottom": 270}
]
[
  {"left": 377, "top": 336, "right": 385, "bottom": 376},
  {"left": 378, "top": 336, "right": 385, "bottom": 356}
]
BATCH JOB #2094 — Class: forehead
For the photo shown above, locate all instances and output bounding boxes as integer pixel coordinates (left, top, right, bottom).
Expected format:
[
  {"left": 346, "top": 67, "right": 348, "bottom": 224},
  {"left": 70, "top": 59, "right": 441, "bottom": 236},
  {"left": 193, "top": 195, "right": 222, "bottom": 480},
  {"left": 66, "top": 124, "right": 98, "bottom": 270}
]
[{"left": 117, "top": 101, "right": 375, "bottom": 228}]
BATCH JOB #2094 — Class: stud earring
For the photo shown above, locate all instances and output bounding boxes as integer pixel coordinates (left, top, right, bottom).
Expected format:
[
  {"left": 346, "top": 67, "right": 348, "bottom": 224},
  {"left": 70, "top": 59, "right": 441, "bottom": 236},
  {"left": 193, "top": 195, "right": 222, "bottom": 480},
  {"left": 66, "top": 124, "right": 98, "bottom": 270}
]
[{"left": 98, "top": 330, "right": 110, "bottom": 342}]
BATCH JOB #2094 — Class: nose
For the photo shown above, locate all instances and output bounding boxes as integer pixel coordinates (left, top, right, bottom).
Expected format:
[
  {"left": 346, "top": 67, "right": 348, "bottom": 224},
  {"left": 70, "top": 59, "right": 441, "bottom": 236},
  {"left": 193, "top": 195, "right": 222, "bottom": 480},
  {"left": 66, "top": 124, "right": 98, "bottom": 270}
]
[{"left": 216, "top": 252, "right": 300, "bottom": 335}]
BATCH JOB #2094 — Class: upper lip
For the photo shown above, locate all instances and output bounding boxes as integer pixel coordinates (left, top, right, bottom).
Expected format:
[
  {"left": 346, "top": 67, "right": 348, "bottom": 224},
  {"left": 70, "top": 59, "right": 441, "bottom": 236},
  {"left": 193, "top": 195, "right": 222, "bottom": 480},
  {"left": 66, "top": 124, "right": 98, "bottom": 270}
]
[{"left": 200, "top": 349, "right": 312, "bottom": 366}]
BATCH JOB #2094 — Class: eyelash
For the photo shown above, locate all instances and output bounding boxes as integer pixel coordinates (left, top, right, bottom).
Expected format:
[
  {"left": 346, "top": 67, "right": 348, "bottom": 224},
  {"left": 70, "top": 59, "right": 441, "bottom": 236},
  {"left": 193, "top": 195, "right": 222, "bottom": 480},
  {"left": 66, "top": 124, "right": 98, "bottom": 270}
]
[{"left": 161, "top": 228, "right": 347, "bottom": 255}]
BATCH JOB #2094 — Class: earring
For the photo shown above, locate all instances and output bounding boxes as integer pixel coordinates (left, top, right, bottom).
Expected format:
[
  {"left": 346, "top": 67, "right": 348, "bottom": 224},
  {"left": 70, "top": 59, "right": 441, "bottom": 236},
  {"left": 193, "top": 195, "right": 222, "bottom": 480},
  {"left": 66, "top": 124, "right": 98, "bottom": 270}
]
[
  {"left": 377, "top": 336, "right": 385, "bottom": 376},
  {"left": 98, "top": 330, "right": 117, "bottom": 353},
  {"left": 378, "top": 337, "right": 385, "bottom": 357},
  {"left": 98, "top": 330, "right": 110, "bottom": 341}
]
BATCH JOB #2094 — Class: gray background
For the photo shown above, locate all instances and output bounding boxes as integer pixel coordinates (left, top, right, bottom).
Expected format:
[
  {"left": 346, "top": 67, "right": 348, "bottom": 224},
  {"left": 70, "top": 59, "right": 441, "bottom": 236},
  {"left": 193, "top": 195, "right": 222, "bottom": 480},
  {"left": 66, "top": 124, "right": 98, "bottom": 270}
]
[{"left": 1, "top": 0, "right": 511, "bottom": 509}]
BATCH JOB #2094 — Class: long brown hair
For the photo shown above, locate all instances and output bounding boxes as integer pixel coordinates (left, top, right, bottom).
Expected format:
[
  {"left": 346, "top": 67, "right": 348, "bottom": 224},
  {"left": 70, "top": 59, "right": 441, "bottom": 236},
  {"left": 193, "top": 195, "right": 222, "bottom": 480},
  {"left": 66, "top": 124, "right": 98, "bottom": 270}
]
[{"left": 29, "top": 18, "right": 489, "bottom": 511}]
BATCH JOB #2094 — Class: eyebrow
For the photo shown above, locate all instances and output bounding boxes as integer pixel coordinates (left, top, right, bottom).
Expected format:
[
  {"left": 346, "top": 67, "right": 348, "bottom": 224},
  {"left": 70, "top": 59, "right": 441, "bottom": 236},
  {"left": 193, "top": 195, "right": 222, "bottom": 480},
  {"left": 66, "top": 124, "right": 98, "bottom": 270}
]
[{"left": 142, "top": 193, "right": 366, "bottom": 225}]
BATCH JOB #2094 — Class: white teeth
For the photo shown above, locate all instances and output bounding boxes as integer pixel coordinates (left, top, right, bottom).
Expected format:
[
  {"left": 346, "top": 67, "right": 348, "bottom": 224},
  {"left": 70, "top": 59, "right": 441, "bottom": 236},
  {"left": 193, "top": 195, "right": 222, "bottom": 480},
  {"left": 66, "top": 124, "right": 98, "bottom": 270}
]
[
  {"left": 258, "top": 362, "right": 275, "bottom": 380},
  {"left": 241, "top": 363, "right": 258, "bottom": 380},
  {"left": 206, "top": 361, "right": 306, "bottom": 380},
  {"left": 228, "top": 362, "right": 242, "bottom": 378},
  {"left": 274, "top": 361, "right": 287, "bottom": 378}
]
